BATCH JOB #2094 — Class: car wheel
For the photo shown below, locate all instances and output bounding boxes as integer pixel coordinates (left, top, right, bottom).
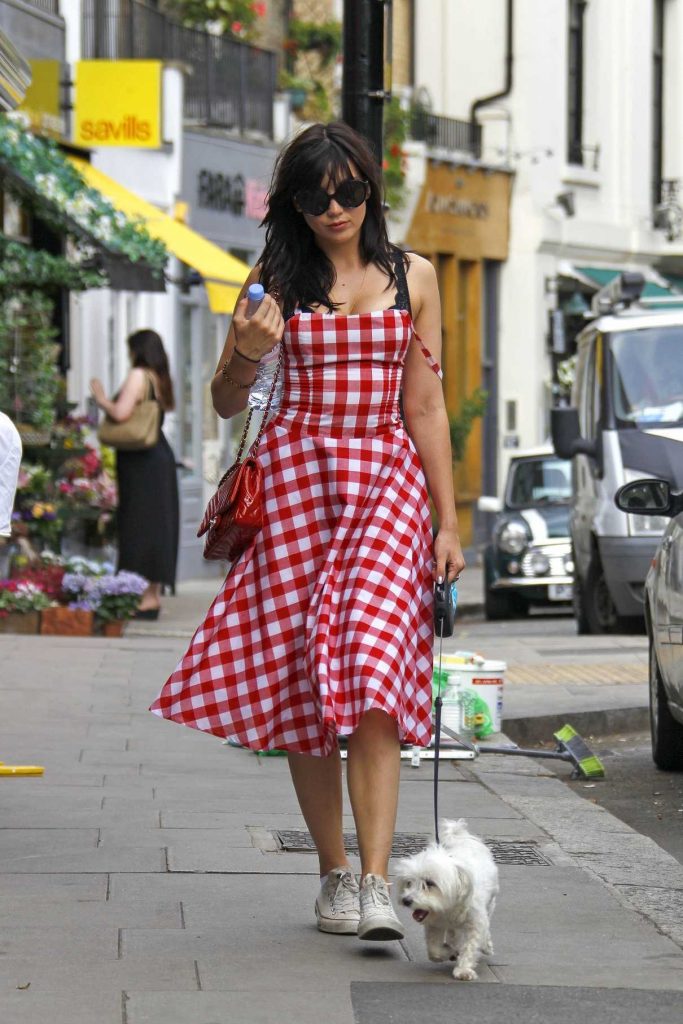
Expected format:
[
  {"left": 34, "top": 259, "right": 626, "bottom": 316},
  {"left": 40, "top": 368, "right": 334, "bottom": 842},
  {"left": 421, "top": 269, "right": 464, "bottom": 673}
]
[
  {"left": 584, "top": 557, "right": 625, "bottom": 634},
  {"left": 484, "top": 589, "right": 514, "bottom": 620},
  {"left": 649, "top": 637, "right": 683, "bottom": 771}
]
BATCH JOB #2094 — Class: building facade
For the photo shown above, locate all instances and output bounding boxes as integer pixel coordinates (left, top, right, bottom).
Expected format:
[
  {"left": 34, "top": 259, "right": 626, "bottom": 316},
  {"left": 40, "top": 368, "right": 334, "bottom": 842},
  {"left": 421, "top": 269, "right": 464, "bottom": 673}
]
[{"left": 400, "top": 0, "right": 683, "bottom": 538}]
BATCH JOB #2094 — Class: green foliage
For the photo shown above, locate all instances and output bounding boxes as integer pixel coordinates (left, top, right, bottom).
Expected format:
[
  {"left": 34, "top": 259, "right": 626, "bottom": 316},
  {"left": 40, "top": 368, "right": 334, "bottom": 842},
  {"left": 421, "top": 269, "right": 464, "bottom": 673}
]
[
  {"left": 0, "top": 234, "right": 106, "bottom": 293},
  {"left": 0, "top": 115, "right": 167, "bottom": 275},
  {"left": 286, "top": 19, "right": 342, "bottom": 69},
  {"left": 556, "top": 353, "right": 577, "bottom": 397},
  {"left": 164, "top": 0, "right": 264, "bottom": 37},
  {"left": 0, "top": 292, "right": 60, "bottom": 431},
  {"left": 448, "top": 388, "right": 488, "bottom": 463},
  {"left": 383, "top": 97, "right": 409, "bottom": 211}
]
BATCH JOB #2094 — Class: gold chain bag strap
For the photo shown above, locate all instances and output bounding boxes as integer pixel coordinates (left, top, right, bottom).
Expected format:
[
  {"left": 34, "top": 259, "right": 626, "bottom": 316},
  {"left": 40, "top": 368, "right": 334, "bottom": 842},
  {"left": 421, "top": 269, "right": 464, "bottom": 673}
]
[{"left": 197, "top": 343, "right": 283, "bottom": 562}]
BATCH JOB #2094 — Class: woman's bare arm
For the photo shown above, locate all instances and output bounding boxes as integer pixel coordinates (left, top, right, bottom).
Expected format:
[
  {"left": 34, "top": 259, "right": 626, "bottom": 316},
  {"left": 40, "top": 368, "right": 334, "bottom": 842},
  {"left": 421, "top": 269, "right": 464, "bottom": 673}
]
[
  {"left": 401, "top": 255, "right": 465, "bottom": 583},
  {"left": 90, "top": 367, "right": 147, "bottom": 422},
  {"left": 211, "top": 267, "right": 285, "bottom": 420}
]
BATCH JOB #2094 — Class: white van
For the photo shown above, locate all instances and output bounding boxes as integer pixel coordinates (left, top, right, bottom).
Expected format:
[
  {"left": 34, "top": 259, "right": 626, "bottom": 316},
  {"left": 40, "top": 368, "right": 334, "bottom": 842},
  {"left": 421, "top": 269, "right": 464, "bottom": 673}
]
[{"left": 552, "top": 272, "right": 683, "bottom": 633}]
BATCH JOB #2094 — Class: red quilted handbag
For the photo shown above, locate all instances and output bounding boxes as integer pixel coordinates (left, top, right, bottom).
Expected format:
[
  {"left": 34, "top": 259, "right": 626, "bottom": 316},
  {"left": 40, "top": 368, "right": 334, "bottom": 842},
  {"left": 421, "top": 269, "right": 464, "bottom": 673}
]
[{"left": 198, "top": 343, "right": 282, "bottom": 562}]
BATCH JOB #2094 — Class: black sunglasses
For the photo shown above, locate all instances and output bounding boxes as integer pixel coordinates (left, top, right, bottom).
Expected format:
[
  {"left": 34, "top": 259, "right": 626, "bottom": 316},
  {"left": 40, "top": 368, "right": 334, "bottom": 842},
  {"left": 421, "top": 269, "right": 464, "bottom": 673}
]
[{"left": 295, "top": 178, "right": 370, "bottom": 217}]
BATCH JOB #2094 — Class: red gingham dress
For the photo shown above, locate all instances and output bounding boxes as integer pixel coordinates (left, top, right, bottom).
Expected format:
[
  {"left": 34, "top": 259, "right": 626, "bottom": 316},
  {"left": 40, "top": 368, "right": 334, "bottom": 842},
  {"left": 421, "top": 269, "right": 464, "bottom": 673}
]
[{"left": 150, "top": 306, "right": 441, "bottom": 756}]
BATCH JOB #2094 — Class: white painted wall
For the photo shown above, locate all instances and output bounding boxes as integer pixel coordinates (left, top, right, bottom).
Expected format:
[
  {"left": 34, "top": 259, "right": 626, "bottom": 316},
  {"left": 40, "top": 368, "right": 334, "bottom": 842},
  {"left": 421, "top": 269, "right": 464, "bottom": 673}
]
[{"left": 409, "top": 0, "right": 683, "bottom": 491}]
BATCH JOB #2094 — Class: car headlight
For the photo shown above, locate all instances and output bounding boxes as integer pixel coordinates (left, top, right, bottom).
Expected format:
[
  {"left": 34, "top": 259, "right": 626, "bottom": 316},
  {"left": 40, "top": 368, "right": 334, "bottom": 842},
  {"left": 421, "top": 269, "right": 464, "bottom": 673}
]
[
  {"left": 528, "top": 552, "right": 550, "bottom": 575},
  {"left": 497, "top": 521, "right": 529, "bottom": 555}
]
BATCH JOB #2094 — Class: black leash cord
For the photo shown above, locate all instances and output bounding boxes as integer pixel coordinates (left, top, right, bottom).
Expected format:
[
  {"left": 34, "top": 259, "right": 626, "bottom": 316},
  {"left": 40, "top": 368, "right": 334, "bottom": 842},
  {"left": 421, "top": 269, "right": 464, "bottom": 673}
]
[{"left": 433, "top": 621, "right": 444, "bottom": 845}]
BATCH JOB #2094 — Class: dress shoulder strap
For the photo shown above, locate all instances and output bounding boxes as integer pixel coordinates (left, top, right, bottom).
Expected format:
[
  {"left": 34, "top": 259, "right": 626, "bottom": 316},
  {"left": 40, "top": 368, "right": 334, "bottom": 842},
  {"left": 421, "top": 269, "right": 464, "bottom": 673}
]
[{"left": 392, "top": 249, "right": 412, "bottom": 315}]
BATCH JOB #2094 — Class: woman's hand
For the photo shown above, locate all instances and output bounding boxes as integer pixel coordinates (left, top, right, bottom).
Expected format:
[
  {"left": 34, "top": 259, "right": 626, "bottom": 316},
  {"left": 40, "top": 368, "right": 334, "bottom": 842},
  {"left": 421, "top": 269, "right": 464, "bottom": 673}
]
[
  {"left": 433, "top": 526, "right": 465, "bottom": 584},
  {"left": 231, "top": 292, "right": 284, "bottom": 363},
  {"left": 90, "top": 378, "right": 106, "bottom": 407}
]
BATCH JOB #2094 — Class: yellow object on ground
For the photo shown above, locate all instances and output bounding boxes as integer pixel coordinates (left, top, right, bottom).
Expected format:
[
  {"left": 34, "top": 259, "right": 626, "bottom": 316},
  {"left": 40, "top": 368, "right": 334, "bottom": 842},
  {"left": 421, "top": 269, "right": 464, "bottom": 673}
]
[
  {"left": 0, "top": 765, "right": 45, "bottom": 776},
  {"left": 68, "top": 156, "right": 251, "bottom": 313}
]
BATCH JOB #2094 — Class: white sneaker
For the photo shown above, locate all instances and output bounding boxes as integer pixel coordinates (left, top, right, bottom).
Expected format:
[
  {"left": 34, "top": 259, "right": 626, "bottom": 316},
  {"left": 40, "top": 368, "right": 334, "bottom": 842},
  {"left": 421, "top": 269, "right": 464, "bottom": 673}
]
[
  {"left": 357, "top": 873, "right": 405, "bottom": 941},
  {"left": 315, "top": 868, "right": 360, "bottom": 934}
]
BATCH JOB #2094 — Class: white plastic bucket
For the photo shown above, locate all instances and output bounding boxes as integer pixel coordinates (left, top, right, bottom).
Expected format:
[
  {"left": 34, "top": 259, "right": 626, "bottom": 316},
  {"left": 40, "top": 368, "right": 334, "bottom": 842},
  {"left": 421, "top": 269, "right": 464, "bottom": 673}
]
[{"left": 442, "top": 660, "right": 506, "bottom": 734}]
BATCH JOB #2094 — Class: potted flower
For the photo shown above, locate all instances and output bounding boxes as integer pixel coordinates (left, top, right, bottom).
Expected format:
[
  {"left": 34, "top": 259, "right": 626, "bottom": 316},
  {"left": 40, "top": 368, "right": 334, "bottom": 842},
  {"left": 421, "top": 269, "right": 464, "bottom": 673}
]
[
  {"left": 93, "top": 570, "right": 148, "bottom": 636},
  {"left": 0, "top": 580, "right": 52, "bottom": 634},
  {"left": 58, "top": 568, "right": 147, "bottom": 637}
]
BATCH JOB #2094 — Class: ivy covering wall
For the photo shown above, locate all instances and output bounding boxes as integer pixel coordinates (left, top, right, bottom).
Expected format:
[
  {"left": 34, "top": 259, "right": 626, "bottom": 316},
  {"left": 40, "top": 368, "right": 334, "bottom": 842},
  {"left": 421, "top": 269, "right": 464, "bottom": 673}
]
[{"left": 0, "top": 114, "right": 169, "bottom": 434}]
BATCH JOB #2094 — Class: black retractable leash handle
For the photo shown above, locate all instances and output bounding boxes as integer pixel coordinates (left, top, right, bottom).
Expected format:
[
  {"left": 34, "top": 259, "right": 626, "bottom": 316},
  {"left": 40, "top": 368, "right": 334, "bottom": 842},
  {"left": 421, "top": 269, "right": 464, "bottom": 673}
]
[{"left": 433, "top": 578, "right": 457, "bottom": 845}]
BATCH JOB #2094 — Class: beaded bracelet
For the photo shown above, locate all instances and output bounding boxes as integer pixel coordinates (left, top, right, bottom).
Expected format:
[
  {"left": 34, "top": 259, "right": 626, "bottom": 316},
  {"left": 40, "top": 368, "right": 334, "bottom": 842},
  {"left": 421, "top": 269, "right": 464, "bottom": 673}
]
[{"left": 221, "top": 358, "right": 256, "bottom": 389}]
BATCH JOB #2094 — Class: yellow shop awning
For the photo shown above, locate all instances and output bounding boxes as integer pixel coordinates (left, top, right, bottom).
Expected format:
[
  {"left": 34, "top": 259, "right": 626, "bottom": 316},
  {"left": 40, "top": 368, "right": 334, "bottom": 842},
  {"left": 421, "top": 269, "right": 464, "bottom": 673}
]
[{"left": 69, "top": 156, "right": 250, "bottom": 313}]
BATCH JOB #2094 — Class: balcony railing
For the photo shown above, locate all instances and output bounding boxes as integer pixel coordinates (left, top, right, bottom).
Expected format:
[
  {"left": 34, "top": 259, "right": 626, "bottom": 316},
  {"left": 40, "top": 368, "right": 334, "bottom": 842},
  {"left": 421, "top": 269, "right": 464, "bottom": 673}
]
[
  {"left": 410, "top": 109, "right": 482, "bottom": 158},
  {"left": 81, "top": 0, "right": 276, "bottom": 138},
  {"left": 22, "top": 0, "right": 60, "bottom": 14}
]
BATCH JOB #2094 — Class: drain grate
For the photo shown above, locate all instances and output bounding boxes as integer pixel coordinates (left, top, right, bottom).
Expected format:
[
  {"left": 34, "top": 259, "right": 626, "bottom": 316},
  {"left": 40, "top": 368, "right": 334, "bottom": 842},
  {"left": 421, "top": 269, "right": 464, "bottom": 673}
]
[
  {"left": 484, "top": 839, "right": 552, "bottom": 866},
  {"left": 273, "top": 830, "right": 551, "bottom": 865}
]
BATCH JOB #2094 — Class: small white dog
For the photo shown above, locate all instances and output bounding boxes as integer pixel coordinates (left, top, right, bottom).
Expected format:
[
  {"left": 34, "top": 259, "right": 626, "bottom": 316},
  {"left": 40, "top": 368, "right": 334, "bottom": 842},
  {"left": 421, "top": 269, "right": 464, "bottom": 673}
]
[{"left": 394, "top": 819, "right": 499, "bottom": 981}]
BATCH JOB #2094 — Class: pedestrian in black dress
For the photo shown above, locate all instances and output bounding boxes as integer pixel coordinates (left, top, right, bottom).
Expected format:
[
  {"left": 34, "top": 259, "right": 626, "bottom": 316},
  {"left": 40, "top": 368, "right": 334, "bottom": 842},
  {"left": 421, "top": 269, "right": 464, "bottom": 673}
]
[{"left": 90, "top": 329, "right": 178, "bottom": 619}]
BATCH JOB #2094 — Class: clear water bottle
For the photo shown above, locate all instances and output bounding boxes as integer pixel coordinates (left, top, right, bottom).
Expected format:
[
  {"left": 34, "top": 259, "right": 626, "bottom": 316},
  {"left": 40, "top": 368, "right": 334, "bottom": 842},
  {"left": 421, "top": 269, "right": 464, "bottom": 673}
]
[{"left": 246, "top": 283, "right": 283, "bottom": 412}]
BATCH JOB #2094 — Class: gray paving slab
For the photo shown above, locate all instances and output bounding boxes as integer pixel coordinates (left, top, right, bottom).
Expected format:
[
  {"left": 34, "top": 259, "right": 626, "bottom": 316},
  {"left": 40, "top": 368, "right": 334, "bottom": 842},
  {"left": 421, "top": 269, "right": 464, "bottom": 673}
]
[
  {"left": 0, "top": 846, "right": 166, "bottom": 874},
  {"left": 98, "top": 827, "right": 255, "bottom": 849},
  {"left": 0, "top": 992, "right": 123, "bottom": 1023},
  {"left": 351, "top": 983, "right": 683, "bottom": 1024},
  {"left": 126, "top": 989, "right": 355, "bottom": 1024},
  {"left": 0, "top": 957, "right": 200, "bottom": 994},
  {"left": 0, "top": 873, "right": 108, "bottom": 901},
  {"left": 0, "top": 900, "right": 182, "bottom": 930},
  {"left": 0, "top": 923, "right": 119, "bottom": 960}
]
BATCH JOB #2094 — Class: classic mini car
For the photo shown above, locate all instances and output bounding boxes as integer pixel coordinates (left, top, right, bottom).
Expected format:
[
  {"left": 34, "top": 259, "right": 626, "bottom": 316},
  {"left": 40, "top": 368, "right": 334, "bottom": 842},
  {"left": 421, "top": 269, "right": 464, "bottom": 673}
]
[
  {"left": 615, "top": 477, "right": 683, "bottom": 770},
  {"left": 478, "top": 447, "right": 574, "bottom": 619}
]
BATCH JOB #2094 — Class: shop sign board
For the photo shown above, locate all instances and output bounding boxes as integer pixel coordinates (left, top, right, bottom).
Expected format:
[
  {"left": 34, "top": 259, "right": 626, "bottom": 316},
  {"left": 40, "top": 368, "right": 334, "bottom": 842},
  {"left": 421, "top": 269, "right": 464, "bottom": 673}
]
[
  {"left": 20, "top": 60, "right": 64, "bottom": 139},
  {"left": 74, "top": 61, "right": 161, "bottom": 148},
  {"left": 182, "top": 132, "right": 276, "bottom": 258},
  {"left": 407, "top": 162, "right": 512, "bottom": 260}
]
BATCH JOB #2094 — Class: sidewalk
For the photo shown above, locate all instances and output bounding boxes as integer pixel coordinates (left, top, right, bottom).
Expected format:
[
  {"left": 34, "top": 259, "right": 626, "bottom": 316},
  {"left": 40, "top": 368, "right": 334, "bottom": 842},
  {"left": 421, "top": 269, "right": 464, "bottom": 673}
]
[{"left": 1, "top": 583, "right": 678, "bottom": 1024}]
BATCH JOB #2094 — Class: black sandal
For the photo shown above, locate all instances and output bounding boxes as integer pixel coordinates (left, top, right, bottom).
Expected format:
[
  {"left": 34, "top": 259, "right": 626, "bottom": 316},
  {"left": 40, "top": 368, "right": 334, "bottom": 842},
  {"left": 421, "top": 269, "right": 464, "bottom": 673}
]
[{"left": 134, "top": 608, "right": 160, "bottom": 620}]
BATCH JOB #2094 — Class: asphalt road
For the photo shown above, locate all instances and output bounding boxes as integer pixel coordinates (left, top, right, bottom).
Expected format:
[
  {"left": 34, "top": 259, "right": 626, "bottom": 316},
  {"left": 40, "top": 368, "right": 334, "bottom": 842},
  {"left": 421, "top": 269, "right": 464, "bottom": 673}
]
[
  {"left": 457, "top": 610, "right": 683, "bottom": 868},
  {"left": 559, "top": 730, "right": 683, "bottom": 866}
]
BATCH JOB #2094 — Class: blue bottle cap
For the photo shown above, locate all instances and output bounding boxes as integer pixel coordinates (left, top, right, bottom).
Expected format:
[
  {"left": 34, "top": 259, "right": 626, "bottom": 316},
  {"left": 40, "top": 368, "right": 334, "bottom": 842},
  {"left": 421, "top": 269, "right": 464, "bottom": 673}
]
[{"left": 247, "top": 283, "right": 265, "bottom": 302}]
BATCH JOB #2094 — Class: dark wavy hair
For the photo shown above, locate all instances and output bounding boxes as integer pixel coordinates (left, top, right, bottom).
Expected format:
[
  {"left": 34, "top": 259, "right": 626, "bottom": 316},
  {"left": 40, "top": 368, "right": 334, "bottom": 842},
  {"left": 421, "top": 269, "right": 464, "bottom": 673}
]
[
  {"left": 259, "top": 121, "right": 406, "bottom": 314},
  {"left": 128, "top": 329, "right": 175, "bottom": 412}
]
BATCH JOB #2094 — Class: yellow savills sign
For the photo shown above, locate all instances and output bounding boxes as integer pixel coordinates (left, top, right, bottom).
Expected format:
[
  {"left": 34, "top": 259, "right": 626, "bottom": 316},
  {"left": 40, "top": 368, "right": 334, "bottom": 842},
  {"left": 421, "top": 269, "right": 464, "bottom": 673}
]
[{"left": 74, "top": 61, "right": 161, "bottom": 148}]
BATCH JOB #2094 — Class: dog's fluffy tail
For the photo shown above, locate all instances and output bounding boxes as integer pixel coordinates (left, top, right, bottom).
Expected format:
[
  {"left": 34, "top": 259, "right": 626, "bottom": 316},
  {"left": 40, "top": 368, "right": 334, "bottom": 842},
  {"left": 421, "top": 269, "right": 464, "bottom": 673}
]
[{"left": 438, "top": 818, "right": 470, "bottom": 842}]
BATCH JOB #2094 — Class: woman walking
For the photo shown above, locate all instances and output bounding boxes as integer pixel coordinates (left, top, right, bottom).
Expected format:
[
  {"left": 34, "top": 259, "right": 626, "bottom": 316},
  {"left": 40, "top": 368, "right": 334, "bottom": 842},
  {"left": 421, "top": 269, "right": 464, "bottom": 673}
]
[
  {"left": 91, "top": 329, "right": 179, "bottom": 619},
  {"left": 150, "top": 122, "right": 464, "bottom": 939}
]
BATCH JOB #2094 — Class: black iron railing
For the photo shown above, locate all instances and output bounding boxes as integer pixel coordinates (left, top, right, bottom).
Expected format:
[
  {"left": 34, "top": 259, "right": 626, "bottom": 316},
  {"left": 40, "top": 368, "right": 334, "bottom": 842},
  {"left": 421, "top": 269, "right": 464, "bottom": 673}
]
[
  {"left": 23, "top": 0, "right": 60, "bottom": 14},
  {"left": 410, "top": 109, "right": 481, "bottom": 157},
  {"left": 81, "top": 0, "right": 276, "bottom": 137}
]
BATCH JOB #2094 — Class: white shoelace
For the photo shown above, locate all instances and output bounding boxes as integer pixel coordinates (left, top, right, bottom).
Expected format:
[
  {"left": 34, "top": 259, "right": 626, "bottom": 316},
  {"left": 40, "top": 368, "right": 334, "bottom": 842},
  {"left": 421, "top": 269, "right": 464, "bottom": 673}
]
[
  {"left": 361, "top": 875, "right": 391, "bottom": 910},
  {"left": 329, "top": 870, "right": 359, "bottom": 913}
]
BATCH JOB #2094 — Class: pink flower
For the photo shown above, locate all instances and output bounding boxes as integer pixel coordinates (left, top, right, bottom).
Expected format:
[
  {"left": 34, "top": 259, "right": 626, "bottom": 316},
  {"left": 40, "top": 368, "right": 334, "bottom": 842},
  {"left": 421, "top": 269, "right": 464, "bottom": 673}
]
[
  {"left": 232, "top": 20, "right": 243, "bottom": 33},
  {"left": 251, "top": 2, "right": 266, "bottom": 16}
]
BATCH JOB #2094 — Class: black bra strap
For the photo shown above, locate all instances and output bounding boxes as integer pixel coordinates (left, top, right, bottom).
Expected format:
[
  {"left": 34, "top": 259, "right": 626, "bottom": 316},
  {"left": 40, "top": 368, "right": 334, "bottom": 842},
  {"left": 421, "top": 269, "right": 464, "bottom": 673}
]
[{"left": 392, "top": 250, "right": 412, "bottom": 316}]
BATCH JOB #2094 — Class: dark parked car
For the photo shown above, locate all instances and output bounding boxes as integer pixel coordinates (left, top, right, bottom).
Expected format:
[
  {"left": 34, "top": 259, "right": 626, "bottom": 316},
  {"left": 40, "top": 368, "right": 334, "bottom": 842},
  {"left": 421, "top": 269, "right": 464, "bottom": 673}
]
[
  {"left": 478, "top": 447, "right": 574, "bottom": 619},
  {"left": 615, "top": 477, "right": 683, "bottom": 770}
]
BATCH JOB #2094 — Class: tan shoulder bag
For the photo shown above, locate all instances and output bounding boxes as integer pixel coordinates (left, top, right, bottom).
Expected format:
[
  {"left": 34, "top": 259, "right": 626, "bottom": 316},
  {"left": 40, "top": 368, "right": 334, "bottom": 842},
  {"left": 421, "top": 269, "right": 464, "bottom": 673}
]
[{"left": 97, "top": 371, "right": 161, "bottom": 451}]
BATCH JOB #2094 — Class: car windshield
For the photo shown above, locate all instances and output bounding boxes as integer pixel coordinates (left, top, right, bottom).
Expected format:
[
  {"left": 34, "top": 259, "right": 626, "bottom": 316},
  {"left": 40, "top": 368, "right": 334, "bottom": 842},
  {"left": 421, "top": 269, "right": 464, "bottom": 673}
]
[
  {"left": 611, "top": 326, "right": 683, "bottom": 426},
  {"left": 507, "top": 458, "right": 572, "bottom": 507}
]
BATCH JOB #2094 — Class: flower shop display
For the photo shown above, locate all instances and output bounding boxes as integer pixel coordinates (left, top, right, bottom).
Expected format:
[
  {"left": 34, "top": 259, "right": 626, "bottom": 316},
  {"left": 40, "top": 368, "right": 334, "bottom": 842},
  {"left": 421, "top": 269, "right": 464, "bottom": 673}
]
[
  {"left": 0, "top": 553, "right": 148, "bottom": 636},
  {"left": 60, "top": 566, "right": 148, "bottom": 635},
  {"left": 0, "top": 580, "right": 52, "bottom": 634},
  {"left": 12, "top": 425, "right": 118, "bottom": 558}
]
